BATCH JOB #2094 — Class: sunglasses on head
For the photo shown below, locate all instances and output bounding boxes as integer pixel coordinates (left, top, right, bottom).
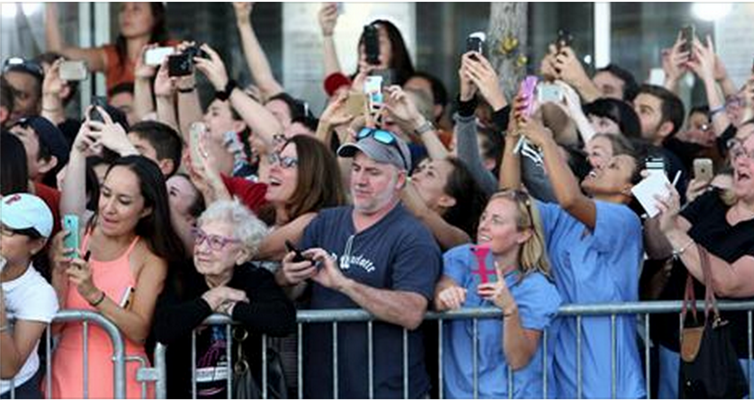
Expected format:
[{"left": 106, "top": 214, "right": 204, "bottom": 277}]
[
  {"left": 357, "top": 128, "right": 409, "bottom": 170},
  {"left": 2, "top": 57, "right": 44, "bottom": 80}
]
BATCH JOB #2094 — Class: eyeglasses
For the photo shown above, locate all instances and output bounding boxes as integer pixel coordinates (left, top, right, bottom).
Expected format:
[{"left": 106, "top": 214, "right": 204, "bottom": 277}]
[
  {"left": 357, "top": 128, "right": 409, "bottom": 170},
  {"left": 268, "top": 152, "right": 299, "bottom": 169},
  {"left": 728, "top": 139, "right": 754, "bottom": 163},
  {"left": 2, "top": 57, "right": 44, "bottom": 80},
  {"left": 192, "top": 227, "right": 240, "bottom": 251}
]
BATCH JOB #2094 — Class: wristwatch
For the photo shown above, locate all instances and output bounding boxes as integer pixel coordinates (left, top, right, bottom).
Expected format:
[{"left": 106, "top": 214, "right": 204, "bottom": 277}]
[
  {"left": 413, "top": 119, "right": 435, "bottom": 136},
  {"left": 215, "top": 80, "right": 238, "bottom": 101}
]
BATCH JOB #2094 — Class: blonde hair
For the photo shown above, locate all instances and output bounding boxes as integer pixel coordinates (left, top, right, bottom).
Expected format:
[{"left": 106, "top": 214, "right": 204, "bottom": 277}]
[{"left": 488, "top": 190, "right": 551, "bottom": 279}]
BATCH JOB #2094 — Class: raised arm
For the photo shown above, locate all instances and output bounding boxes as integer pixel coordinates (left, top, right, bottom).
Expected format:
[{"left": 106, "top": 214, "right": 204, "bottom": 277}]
[
  {"left": 521, "top": 117, "right": 597, "bottom": 229},
  {"left": 41, "top": 59, "right": 67, "bottom": 125},
  {"left": 319, "top": 3, "right": 343, "bottom": 78},
  {"left": 45, "top": 3, "right": 106, "bottom": 72},
  {"left": 400, "top": 183, "right": 471, "bottom": 250},
  {"left": 662, "top": 33, "right": 689, "bottom": 95},
  {"left": 689, "top": 36, "right": 731, "bottom": 136},
  {"left": 153, "top": 62, "right": 179, "bottom": 130},
  {"left": 194, "top": 44, "right": 282, "bottom": 150},
  {"left": 233, "top": 3, "right": 284, "bottom": 99},
  {"left": 133, "top": 45, "right": 158, "bottom": 123},
  {"left": 555, "top": 46, "right": 601, "bottom": 103},
  {"left": 383, "top": 85, "right": 449, "bottom": 160}
]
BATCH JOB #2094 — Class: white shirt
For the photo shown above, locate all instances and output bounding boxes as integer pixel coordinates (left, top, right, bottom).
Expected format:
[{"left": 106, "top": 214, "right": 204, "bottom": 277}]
[{"left": 1, "top": 264, "right": 59, "bottom": 395}]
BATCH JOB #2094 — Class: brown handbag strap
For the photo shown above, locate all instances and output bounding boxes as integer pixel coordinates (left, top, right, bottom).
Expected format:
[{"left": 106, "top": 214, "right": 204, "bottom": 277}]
[
  {"left": 697, "top": 246, "right": 721, "bottom": 322},
  {"left": 681, "top": 270, "right": 698, "bottom": 325}
]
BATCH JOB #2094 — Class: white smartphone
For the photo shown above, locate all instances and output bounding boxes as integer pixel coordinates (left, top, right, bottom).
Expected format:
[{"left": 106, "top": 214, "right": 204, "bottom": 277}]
[
  {"left": 59, "top": 60, "right": 89, "bottom": 81},
  {"left": 119, "top": 286, "right": 135, "bottom": 308},
  {"left": 364, "top": 75, "right": 384, "bottom": 111},
  {"left": 144, "top": 46, "right": 175, "bottom": 66},
  {"left": 537, "top": 83, "right": 564, "bottom": 103}
]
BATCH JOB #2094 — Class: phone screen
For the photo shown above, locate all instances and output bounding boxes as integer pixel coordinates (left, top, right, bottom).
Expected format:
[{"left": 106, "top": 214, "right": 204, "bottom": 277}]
[
  {"left": 363, "top": 25, "right": 380, "bottom": 66},
  {"left": 285, "top": 240, "right": 308, "bottom": 263},
  {"left": 681, "top": 25, "right": 695, "bottom": 54},
  {"left": 62, "top": 214, "right": 80, "bottom": 257}
]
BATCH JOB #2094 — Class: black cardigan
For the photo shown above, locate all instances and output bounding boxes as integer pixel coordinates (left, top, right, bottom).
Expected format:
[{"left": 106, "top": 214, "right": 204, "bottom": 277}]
[{"left": 153, "top": 262, "right": 296, "bottom": 398}]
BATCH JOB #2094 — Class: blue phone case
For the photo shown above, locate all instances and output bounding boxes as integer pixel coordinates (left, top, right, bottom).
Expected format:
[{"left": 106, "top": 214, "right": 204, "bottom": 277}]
[{"left": 62, "top": 214, "right": 80, "bottom": 257}]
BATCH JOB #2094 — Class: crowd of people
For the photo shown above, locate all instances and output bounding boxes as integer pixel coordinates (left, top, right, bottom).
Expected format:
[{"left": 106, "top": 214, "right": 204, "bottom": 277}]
[{"left": 1, "top": 2, "right": 754, "bottom": 398}]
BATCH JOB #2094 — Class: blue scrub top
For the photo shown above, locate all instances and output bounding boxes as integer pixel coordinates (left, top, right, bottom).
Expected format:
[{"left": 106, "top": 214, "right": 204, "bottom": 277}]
[
  {"left": 537, "top": 200, "right": 646, "bottom": 399},
  {"left": 441, "top": 244, "right": 561, "bottom": 399}
]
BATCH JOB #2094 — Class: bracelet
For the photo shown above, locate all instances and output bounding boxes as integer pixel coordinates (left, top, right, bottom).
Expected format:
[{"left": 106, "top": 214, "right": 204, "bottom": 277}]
[
  {"left": 88, "top": 291, "right": 106, "bottom": 307},
  {"left": 215, "top": 80, "right": 237, "bottom": 101},
  {"left": 42, "top": 107, "right": 62, "bottom": 112},
  {"left": 709, "top": 105, "right": 726, "bottom": 118},
  {"left": 177, "top": 86, "right": 196, "bottom": 94},
  {"left": 672, "top": 238, "right": 695, "bottom": 260},
  {"left": 0, "top": 324, "right": 9, "bottom": 333},
  {"left": 413, "top": 120, "right": 435, "bottom": 137}
]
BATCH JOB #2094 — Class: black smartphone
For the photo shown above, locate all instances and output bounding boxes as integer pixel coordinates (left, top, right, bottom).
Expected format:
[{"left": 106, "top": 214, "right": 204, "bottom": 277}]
[
  {"left": 285, "top": 240, "right": 308, "bottom": 263},
  {"left": 681, "top": 25, "right": 695, "bottom": 54},
  {"left": 363, "top": 24, "right": 380, "bottom": 66},
  {"left": 556, "top": 29, "right": 573, "bottom": 51},
  {"left": 89, "top": 96, "right": 107, "bottom": 123},
  {"left": 466, "top": 34, "right": 485, "bottom": 57}
]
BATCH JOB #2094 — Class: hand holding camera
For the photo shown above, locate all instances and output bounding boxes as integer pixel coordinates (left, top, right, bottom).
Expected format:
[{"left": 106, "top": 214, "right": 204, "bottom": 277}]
[
  {"left": 42, "top": 58, "right": 66, "bottom": 96},
  {"left": 462, "top": 52, "right": 507, "bottom": 110},
  {"left": 193, "top": 44, "right": 231, "bottom": 92},
  {"left": 318, "top": 2, "right": 340, "bottom": 37},
  {"left": 167, "top": 42, "right": 209, "bottom": 78},
  {"left": 688, "top": 35, "right": 717, "bottom": 83}
]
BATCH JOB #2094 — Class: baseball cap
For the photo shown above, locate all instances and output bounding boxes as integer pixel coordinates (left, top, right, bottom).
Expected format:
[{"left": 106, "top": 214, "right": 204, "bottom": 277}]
[
  {"left": 337, "top": 128, "right": 412, "bottom": 171},
  {"left": 2, "top": 57, "right": 44, "bottom": 81},
  {"left": 13, "top": 116, "right": 70, "bottom": 167},
  {"left": 1, "top": 193, "right": 54, "bottom": 238}
]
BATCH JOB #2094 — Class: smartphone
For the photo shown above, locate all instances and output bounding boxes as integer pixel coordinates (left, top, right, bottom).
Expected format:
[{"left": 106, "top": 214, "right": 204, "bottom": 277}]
[
  {"left": 556, "top": 29, "right": 573, "bottom": 51},
  {"left": 335, "top": 2, "right": 344, "bottom": 15},
  {"left": 345, "top": 91, "right": 367, "bottom": 116},
  {"left": 167, "top": 53, "right": 193, "bottom": 77},
  {"left": 144, "top": 46, "right": 175, "bottom": 66},
  {"left": 363, "top": 24, "right": 380, "bottom": 66},
  {"left": 189, "top": 122, "right": 208, "bottom": 168},
  {"left": 645, "top": 156, "right": 666, "bottom": 178},
  {"left": 364, "top": 75, "right": 384, "bottom": 111},
  {"left": 466, "top": 32, "right": 486, "bottom": 58},
  {"left": 681, "top": 25, "right": 695, "bottom": 54},
  {"left": 285, "top": 240, "right": 308, "bottom": 263},
  {"left": 693, "top": 158, "right": 714, "bottom": 183},
  {"left": 59, "top": 60, "right": 89, "bottom": 81},
  {"left": 62, "top": 214, "right": 80, "bottom": 257},
  {"left": 537, "top": 83, "right": 564, "bottom": 103},
  {"left": 119, "top": 286, "right": 135, "bottom": 308},
  {"left": 519, "top": 76, "right": 539, "bottom": 118},
  {"left": 89, "top": 96, "right": 107, "bottom": 123}
]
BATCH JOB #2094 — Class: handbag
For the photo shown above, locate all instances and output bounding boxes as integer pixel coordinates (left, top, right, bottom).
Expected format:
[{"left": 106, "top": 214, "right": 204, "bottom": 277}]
[
  {"left": 233, "top": 328, "right": 289, "bottom": 399},
  {"left": 678, "top": 246, "right": 749, "bottom": 399}
]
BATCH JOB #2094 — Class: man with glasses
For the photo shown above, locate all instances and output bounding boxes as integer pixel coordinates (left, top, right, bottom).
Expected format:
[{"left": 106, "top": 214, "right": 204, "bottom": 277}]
[
  {"left": 0, "top": 193, "right": 59, "bottom": 399},
  {"left": 278, "top": 128, "right": 442, "bottom": 398},
  {"left": 2, "top": 58, "right": 44, "bottom": 123}
]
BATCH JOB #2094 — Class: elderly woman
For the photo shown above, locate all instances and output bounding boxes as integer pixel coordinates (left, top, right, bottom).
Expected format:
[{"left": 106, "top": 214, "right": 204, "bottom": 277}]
[{"left": 153, "top": 200, "right": 296, "bottom": 399}]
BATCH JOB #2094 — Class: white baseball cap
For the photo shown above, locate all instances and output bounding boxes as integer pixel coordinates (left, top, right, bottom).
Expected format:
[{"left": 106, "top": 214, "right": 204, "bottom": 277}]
[{"left": 1, "top": 193, "right": 53, "bottom": 238}]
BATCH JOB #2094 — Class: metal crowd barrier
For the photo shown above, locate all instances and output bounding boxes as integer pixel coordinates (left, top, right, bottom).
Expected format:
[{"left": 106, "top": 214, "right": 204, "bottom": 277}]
[
  {"left": 4, "top": 310, "right": 127, "bottom": 400},
  {"left": 141, "top": 300, "right": 754, "bottom": 399}
]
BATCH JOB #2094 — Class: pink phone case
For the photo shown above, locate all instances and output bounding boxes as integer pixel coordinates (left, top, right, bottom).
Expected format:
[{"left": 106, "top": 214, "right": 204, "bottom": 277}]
[{"left": 519, "top": 76, "right": 539, "bottom": 118}]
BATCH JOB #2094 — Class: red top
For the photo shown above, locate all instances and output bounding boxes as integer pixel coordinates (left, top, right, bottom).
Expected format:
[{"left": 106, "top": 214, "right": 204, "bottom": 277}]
[
  {"left": 221, "top": 175, "right": 268, "bottom": 214},
  {"left": 101, "top": 40, "right": 180, "bottom": 94},
  {"left": 33, "top": 182, "right": 61, "bottom": 237}
]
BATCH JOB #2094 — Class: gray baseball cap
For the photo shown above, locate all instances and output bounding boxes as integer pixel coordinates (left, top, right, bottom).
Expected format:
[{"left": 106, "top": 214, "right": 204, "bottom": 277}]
[{"left": 337, "top": 130, "right": 412, "bottom": 170}]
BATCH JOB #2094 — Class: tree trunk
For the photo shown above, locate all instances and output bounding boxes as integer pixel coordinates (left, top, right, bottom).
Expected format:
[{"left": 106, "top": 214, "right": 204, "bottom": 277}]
[{"left": 487, "top": 2, "right": 528, "bottom": 101}]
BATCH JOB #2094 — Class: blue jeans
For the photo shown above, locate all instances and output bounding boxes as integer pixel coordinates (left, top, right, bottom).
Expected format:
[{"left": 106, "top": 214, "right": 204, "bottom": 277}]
[{"left": 658, "top": 344, "right": 754, "bottom": 398}]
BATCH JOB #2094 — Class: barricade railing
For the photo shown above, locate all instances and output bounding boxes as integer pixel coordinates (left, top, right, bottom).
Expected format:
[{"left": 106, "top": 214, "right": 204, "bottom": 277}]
[
  {"left": 4, "top": 310, "right": 127, "bottom": 400},
  {"left": 143, "top": 300, "right": 754, "bottom": 399}
]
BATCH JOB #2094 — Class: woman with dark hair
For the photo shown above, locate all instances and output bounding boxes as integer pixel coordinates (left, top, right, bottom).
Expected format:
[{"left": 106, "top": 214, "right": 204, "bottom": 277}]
[
  {"left": 50, "top": 117, "right": 184, "bottom": 398},
  {"left": 319, "top": 3, "right": 415, "bottom": 96},
  {"left": 582, "top": 98, "right": 642, "bottom": 138},
  {"left": 46, "top": 2, "right": 171, "bottom": 92},
  {"left": 0, "top": 132, "right": 30, "bottom": 196},
  {"left": 403, "top": 157, "right": 489, "bottom": 250}
]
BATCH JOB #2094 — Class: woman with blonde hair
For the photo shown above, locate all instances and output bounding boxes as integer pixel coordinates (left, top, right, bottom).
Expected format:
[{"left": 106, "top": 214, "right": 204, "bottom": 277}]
[{"left": 434, "top": 190, "right": 561, "bottom": 398}]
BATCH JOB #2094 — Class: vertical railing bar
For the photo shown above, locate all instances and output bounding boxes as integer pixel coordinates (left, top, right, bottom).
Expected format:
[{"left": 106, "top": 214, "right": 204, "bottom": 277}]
[
  {"left": 83, "top": 320, "right": 89, "bottom": 399},
  {"left": 46, "top": 324, "right": 52, "bottom": 399},
  {"left": 611, "top": 314, "right": 616, "bottom": 399},
  {"left": 543, "top": 328, "right": 548, "bottom": 399},
  {"left": 746, "top": 310, "right": 752, "bottom": 398},
  {"left": 439, "top": 318, "right": 444, "bottom": 400},
  {"left": 403, "top": 328, "right": 409, "bottom": 399},
  {"left": 472, "top": 318, "right": 478, "bottom": 399},
  {"left": 645, "top": 315, "right": 651, "bottom": 399},
  {"left": 124, "top": 356, "right": 147, "bottom": 399},
  {"left": 577, "top": 315, "right": 582, "bottom": 400},
  {"left": 262, "top": 334, "right": 268, "bottom": 399},
  {"left": 298, "top": 323, "right": 303, "bottom": 399},
  {"left": 333, "top": 321, "right": 338, "bottom": 399},
  {"left": 226, "top": 324, "right": 232, "bottom": 400},
  {"left": 191, "top": 329, "right": 197, "bottom": 399},
  {"left": 507, "top": 364, "right": 513, "bottom": 399},
  {"left": 10, "top": 377, "right": 15, "bottom": 399},
  {"left": 368, "top": 320, "right": 374, "bottom": 399}
]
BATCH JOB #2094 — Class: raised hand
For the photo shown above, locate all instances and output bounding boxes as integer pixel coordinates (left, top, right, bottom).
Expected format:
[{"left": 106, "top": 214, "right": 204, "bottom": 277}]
[{"left": 318, "top": 3, "right": 339, "bottom": 37}]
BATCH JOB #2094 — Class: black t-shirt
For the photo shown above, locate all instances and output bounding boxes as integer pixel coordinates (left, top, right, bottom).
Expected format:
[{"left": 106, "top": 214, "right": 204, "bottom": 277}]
[
  {"left": 652, "top": 190, "right": 754, "bottom": 357},
  {"left": 153, "top": 263, "right": 296, "bottom": 398}
]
